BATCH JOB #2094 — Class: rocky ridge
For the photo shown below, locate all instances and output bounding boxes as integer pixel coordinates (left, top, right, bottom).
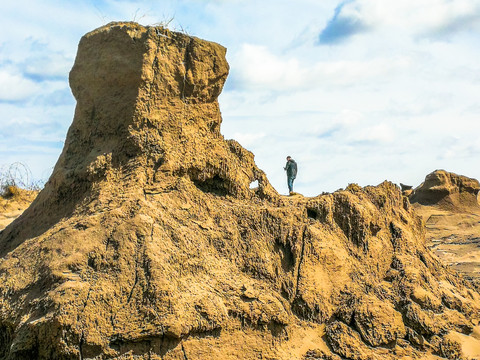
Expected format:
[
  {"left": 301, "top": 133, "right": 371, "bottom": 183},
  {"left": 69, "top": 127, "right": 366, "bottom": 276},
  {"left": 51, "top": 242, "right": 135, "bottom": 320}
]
[{"left": 0, "top": 23, "right": 479, "bottom": 360}]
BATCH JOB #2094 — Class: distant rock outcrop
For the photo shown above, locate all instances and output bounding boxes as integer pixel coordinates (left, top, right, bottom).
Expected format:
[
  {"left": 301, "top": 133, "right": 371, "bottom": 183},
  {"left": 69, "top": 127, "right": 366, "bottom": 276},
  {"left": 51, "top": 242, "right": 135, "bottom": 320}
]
[
  {"left": 0, "top": 23, "right": 479, "bottom": 360},
  {"left": 410, "top": 170, "right": 480, "bottom": 209},
  {"left": 411, "top": 171, "right": 480, "bottom": 285}
]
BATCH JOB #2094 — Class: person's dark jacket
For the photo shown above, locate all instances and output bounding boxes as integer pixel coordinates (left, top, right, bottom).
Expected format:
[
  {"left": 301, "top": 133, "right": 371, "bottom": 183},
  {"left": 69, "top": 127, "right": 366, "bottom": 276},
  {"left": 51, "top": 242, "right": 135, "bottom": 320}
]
[{"left": 285, "top": 159, "right": 297, "bottom": 178}]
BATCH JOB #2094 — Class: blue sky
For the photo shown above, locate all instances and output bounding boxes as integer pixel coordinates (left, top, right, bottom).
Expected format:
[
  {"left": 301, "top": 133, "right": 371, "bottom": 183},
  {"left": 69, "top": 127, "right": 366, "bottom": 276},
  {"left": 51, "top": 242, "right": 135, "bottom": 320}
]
[{"left": 1, "top": 0, "right": 480, "bottom": 195}]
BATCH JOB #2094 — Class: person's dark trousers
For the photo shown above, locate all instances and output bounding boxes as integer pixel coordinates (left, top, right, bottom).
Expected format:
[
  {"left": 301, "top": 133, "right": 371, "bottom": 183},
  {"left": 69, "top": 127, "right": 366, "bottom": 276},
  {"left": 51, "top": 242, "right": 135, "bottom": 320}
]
[{"left": 288, "top": 176, "right": 295, "bottom": 192}]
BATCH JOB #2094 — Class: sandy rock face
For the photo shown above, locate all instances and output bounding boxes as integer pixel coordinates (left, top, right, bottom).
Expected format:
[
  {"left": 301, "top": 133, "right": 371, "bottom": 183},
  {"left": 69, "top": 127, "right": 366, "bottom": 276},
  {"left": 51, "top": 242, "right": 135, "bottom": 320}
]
[
  {"left": 0, "top": 23, "right": 479, "bottom": 360},
  {"left": 410, "top": 171, "right": 480, "bottom": 284},
  {"left": 410, "top": 170, "right": 480, "bottom": 208}
]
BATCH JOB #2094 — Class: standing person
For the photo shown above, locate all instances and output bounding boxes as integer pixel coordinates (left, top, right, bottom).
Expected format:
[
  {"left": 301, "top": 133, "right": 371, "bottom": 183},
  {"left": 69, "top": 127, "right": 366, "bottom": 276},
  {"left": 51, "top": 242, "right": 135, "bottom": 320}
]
[{"left": 284, "top": 156, "right": 297, "bottom": 195}]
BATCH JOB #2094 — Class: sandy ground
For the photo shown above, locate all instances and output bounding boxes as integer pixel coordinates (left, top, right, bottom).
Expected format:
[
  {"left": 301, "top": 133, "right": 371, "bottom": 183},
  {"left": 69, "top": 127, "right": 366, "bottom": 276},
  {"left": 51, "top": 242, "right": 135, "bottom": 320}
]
[
  {"left": 0, "top": 188, "right": 37, "bottom": 231},
  {"left": 413, "top": 203, "right": 480, "bottom": 282}
]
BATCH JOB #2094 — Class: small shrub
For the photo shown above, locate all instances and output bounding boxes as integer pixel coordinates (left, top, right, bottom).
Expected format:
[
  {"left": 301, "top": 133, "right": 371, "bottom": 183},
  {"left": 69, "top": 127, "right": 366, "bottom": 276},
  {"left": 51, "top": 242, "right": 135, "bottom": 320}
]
[
  {"left": 0, "top": 162, "right": 45, "bottom": 196},
  {"left": 3, "top": 185, "right": 20, "bottom": 197}
]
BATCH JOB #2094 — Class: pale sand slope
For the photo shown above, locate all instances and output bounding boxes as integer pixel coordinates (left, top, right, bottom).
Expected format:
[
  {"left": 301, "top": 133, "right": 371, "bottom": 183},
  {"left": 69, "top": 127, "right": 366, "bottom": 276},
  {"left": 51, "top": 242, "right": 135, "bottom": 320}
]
[
  {"left": 409, "top": 170, "right": 480, "bottom": 284},
  {"left": 0, "top": 187, "right": 37, "bottom": 230},
  {"left": 413, "top": 205, "right": 480, "bottom": 282}
]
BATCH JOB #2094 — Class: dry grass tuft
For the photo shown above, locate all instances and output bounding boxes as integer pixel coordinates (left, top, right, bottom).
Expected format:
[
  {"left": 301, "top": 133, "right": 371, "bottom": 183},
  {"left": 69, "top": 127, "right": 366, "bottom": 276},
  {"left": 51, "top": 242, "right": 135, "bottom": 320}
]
[
  {"left": 3, "top": 185, "right": 20, "bottom": 198},
  {"left": 0, "top": 162, "right": 44, "bottom": 197}
]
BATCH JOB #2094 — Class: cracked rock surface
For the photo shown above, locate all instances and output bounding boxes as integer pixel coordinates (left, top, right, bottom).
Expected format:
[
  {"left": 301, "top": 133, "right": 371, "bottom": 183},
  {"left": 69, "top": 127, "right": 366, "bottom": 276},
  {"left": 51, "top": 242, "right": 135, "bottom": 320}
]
[{"left": 0, "top": 23, "right": 479, "bottom": 360}]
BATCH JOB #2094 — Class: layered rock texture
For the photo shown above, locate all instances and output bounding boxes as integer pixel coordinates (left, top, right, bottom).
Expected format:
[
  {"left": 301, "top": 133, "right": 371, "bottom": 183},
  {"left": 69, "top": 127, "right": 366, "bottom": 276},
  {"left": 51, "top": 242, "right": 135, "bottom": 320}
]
[
  {"left": 1, "top": 23, "right": 480, "bottom": 360},
  {"left": 411, "top": 170, "right": 480, "bottom": 284}
]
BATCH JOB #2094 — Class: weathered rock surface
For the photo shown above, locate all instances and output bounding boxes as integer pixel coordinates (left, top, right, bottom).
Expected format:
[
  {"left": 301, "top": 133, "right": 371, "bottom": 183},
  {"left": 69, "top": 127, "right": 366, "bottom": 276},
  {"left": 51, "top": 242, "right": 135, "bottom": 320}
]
[
  {"left": 0, "top": 23, "right": 479, "bottom": 360},
  {"left": 411, "top": 171, "right": 480, "bottom": 283},
  {"left": 410, "top": 170, "right": 480, "bottom": 209}
]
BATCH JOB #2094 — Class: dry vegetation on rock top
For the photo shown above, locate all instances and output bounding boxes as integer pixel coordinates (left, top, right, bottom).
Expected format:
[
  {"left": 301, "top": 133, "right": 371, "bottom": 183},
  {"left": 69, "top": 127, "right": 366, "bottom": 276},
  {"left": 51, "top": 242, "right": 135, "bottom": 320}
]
[{"left": 0, "top": 22, "right": 480, "bottom": 360}]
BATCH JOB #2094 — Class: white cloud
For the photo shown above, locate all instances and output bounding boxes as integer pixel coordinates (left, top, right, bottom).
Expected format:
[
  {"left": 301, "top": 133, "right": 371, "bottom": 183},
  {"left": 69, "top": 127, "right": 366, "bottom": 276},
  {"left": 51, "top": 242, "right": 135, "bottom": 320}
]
[
  {"left": 334, "top": 109, "right": 363, "bottom": 126},
  {"left": 371, "top": 0, "right": 480, "bottom": 34},
  {"left": 231, "top": 132, "right": 266, "bottom": 147},
  {"left": 0, "top": 69, "right": 41, "bottom": 101},
  {"left": 356, "top": 123, "right": 395, "bottom": 144},
  {"left": 320, "top": 0, "right": 480, "bottom": 43},
  {"left": 23, "top": 53, "right": 73, "bottom": 79},
  {"left": 232, "top": 45, "right": 304, "bottom": 90},
  {"left": 232, "top": 44, "right": 411, "bottom": 91}
]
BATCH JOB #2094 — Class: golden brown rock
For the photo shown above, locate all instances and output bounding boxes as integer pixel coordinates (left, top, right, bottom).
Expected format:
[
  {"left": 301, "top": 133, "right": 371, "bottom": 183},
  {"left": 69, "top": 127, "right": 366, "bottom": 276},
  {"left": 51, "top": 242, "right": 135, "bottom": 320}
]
[
  {"left": 326, "top": 321, "right": 375, "bottom": 360},
  {"left": 410, "top": 170, "right": 480, "bottom": 209},
  {"left": 440, "top": 330, "right": 480, "bottom": 359},
  {"left": 410, "top": 170, "right": 480, "bottom": 283},
  {"left": 0, "top": 23, "right": 479, "bottom": 360},
  {"left": 353, "top": 295, "right": 406, "bottom": 347}
]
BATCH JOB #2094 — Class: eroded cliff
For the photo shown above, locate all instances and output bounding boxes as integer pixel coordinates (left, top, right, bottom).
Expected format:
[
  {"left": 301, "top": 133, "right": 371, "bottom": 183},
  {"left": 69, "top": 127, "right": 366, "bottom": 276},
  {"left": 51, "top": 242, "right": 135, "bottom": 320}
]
[
  {"left": 411, "top": 170, "right": 480, "bottom": 285},
  {"left": 0, "top": 23, "right": 479, "bottom": 360}
]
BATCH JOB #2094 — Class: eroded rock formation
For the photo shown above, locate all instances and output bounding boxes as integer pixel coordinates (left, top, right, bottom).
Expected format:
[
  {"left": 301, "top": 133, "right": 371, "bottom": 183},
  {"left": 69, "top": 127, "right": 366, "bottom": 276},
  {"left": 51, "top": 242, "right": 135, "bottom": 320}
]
[
  {"left": 411, "top": 171, "right": 480, "bottom": 285},
  {"left": 410, "top": 170, "right": 480, "bottom": 209},
  {"left": 0, "top": 23, "right": 479, "bottom": 360}
]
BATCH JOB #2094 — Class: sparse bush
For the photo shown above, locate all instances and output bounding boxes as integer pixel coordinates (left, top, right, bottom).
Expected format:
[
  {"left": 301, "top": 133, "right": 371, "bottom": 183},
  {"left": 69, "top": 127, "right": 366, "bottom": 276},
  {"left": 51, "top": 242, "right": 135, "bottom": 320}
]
[
  {"left": 0, "top": 162, "right": 44, "bottom": 196},
  {"left": 150, "top": 15, "right": 175, "bottom": 29},
  {"left": 3, "top": 185, "right": 20, "bottom": 198}
]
